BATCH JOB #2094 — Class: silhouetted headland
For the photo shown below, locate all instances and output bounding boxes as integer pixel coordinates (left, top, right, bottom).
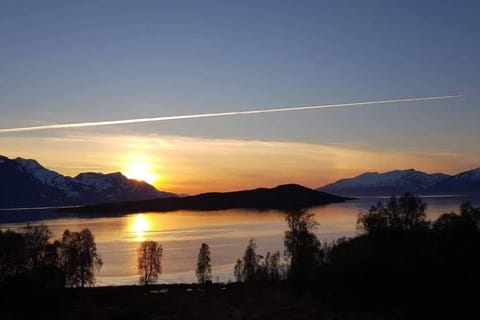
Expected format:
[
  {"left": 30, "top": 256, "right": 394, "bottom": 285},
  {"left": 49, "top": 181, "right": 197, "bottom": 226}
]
[{"left": 62, "top": 184, "right": 350, "bottom": 214}]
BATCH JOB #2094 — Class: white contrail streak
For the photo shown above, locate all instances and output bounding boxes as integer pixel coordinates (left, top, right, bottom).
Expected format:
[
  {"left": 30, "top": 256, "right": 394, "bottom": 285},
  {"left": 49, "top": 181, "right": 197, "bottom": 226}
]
[{"left": 0, "top": 95, "right": 461, "bottom": 134}]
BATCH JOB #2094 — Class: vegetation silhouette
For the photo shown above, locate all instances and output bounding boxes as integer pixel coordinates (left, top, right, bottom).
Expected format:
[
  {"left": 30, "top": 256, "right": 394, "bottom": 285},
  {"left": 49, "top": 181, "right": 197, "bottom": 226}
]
[
  {"left": 2, "top": 193, "right": 480, "bottom": 318},
  {"left": 137, "top": 240, "right": 163, "bottom": 286},
  {"left": 57, "top": 228, "right": 103, "bottom": 287},
  {"left": 284, "top": 208, "right": 323, "bottom": 288},
  {"left": 231, "top": 195, "right": 480, "bottom": 316},
  {"left": 310, "top": 194, "right": 480, "bottom": 317},
  {"left": 196, "top": 243, "right": 212, "bottom": 285},
  {"left": 260, "top": 250, "right": 282, "bottom": 282},
  {"left": 233, "top": 239, "right": 285, "bottom": 282},
  {"left": 241, "top": 239, "right": 259, "bottom": 282},
  {"left": 0, "top": 225, "right": 102, "bottom": 288},
  {"left": 233, "top": 258, "right": 243, "bottom": 282},
  {"left": 357, "top": 192, "right": 429, "bottom": 234},
  {"left": 0, "top": 225, "right": 102, "bottom": 314}
]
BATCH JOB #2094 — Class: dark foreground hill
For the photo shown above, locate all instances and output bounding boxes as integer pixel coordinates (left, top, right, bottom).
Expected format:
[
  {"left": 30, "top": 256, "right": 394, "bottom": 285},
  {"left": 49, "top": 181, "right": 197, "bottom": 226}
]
[{"left": 64, "top": 184, "right": 349, "bottom": 214}]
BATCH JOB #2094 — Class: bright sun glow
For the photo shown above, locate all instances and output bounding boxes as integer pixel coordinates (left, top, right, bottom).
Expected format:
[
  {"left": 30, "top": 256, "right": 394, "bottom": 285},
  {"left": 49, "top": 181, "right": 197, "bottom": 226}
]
[
  {"left": 123, "top": 157, "right": 158, "bottom": 184},
  {"left": 132, "top": 214, "right": 149, "bottom": 233},
  {"left": 131, "top": 214, "right": 150, "bottom": 241}
]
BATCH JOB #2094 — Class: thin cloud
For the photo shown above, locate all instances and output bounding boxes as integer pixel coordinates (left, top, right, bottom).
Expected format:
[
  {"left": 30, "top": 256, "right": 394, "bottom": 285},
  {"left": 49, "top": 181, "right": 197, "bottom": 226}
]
[
  {"left": 2, "top": 132, "right": 478, "bottom": 194},
  {"left": 0, "top": 95, "right": 461, "bottom": 134}
]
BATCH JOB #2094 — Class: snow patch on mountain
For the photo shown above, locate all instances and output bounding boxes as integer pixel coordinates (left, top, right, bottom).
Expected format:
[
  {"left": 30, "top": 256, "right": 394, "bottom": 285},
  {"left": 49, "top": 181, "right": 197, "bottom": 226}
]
[
  {"left": 0, "top": 155, "right": 177, "bottom": 208},
  {"left": 14, "top": 158, "right": 81, "bottom": 198},
  {"left": 454, "top": 168, "right": 480, "bottom": 181},
  {"left": 318, "top": 169, "right": 452, "bottom": 196},
  {"left": 75, "top": 172, "right": 116, "bottom": 191},
  {"left": 327, "top": 169, "right": 447, "bottom": 188}
]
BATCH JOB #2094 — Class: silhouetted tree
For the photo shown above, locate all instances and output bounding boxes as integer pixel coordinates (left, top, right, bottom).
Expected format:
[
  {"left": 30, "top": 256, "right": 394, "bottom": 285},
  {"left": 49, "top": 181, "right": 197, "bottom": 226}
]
[
  {"left": 267, "top": 250, "right": 281, "bottom": 281},
  {"left": 258, "top": 250, "right": 282, "bottom": 281},
  {"left": 57, "top": 228, "right": 102, "bottom": 287},
  {"left": 196, "top": 243, "right": 212, "bottom": 284},
  {"left": 22, "top": 224, "right": 53, "bottom": 269},
  {"left": 242, "top": 239, "right": 260, "bottom": 282},
  {"left": 284, "top": 209, "right": 322, "bottom": 284},
  {"left": 357, "top": 193, "right": 428, "bottom": 234},
  {"left": 257, "top": 251, "right": 270, "bottom": 281},
  {"left": 137, "top": 240, "right": 163, "bottom": 286},
  {"left": 314, "top": 198, "right": 480, "bottom": 312},
  {"left": 234, "top": 258, "right": 243, "bottom": 282},
  {"left": 433, "top": 212, "right": 467, "bottom": 233},
  {"left": 431, "top": 202, "right": 480, "bottom": 273},
  {"left": 460, "top": 201, "right": 480, "bottom": 226},
  {"left": 233, "top": 239, "right": 282, "bottom": 282},
  {"left": 0, "top": 225, "right": 61, "bottom": 284},
  {"left": 433, "top": 202, "right": 480, "bottom": 235},
  {"left": 0, "top": 229, "right": 26, "bottom": 282}
]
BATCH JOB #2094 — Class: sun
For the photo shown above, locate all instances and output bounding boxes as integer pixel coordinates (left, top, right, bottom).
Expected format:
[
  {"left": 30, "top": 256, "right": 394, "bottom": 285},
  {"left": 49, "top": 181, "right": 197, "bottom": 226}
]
[{"left": 123, "top": 157, "right": 158, "bottom": 185}]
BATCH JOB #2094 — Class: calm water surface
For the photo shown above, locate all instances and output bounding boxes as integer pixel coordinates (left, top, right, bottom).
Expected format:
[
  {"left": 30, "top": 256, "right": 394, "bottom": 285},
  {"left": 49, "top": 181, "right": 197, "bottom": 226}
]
[{"left": 1, "top": 196, "right": 478, "bottom": 286}]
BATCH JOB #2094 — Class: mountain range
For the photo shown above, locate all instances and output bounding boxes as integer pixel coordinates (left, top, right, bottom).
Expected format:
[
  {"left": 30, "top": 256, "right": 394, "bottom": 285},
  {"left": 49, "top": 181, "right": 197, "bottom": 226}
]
[
  {"left": 0, "top": 155, "right": 176, "bottom": 209},
  {"left": 318, "top": 168, "right": 480, "bottom": 197},
  {"left": 2, "top": 155, "right": 480, "bottom": 209}
]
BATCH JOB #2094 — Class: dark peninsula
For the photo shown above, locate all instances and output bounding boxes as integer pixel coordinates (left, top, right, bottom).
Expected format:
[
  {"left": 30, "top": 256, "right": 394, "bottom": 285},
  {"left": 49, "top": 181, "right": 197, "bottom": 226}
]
[{"left": 62, "top": 184, "right": 349, "bottom": 214}]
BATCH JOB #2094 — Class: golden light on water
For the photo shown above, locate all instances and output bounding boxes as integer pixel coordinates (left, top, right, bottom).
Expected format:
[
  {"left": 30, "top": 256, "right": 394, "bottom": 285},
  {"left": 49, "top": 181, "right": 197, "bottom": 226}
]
[
  {"left": 130, "top": 214, "right": 150, "bottom": 241},
  {"left": 123, "top": 156, "right": 158, "bottom": 185},
  {"left": 125, "top": 210, "right": 287, "bottom": 242}
]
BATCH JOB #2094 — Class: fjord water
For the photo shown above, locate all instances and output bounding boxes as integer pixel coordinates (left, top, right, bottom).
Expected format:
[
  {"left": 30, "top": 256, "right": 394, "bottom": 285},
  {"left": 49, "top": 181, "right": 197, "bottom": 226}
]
[{"left": 1, "top": 195, "right": 479, "bottom": 286}]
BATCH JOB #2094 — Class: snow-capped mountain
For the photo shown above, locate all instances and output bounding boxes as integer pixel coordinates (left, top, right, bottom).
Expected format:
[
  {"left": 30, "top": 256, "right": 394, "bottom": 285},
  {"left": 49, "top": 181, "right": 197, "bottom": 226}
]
[
  {"left": 14, "top": 157, "right": 85, "bottom": 198},
  {"left": 75, "top": 172, "right": 176, "bottom": 202},
  {"left": 0, "top": 155, "right": 176, "bottom": 208},
  {"left": 318, "top": 169, "right": 451, "bottom": 197},
  {"left": 429, "top": 168, "right": 480, "bottom": 194}
]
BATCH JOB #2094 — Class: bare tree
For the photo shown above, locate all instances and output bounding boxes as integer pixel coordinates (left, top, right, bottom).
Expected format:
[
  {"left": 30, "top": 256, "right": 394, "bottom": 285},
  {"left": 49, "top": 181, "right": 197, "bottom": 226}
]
[
  {"left": 265, "top": 250, "right": 281, "bottom": 281},
  {"left": 57, "top": 228, "right": 103, "bottom": 287},
  {"left": 233, "top": 240, "right": 283, "bottom": 282},
  {"left": 22, "top": 224, "right": 53, "bottom": 269},
  {"left": 234, "top": 258, "right": 243, "bottom": 282},
  {"left": 137, "top": 240, "right": 163, "bottom": 286},
  {"left": 196, "top": 243, "right": 212, "bottom": 284},
  {"left": 242, "top": 239, "right": 260, "bottom": 282},
  {"left": 284, "top": 209, "right": 322, "bottom": 284}
]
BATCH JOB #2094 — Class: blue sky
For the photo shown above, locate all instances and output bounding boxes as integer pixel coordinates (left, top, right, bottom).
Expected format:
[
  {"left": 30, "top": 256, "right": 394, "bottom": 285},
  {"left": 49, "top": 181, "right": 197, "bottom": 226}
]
[{"left": 0, "top": 1, "right": 479, "bottom": 192}]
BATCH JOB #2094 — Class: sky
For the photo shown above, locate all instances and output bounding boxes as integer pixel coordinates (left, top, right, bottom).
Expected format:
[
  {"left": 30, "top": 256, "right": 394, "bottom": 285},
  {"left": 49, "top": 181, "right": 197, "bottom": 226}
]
[{"left": 1, "top": 0, "right": 479, "bottom": 194}]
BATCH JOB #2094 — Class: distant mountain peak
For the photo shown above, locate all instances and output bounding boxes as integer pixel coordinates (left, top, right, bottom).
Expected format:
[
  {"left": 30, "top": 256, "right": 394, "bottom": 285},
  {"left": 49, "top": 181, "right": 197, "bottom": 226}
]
[
  {"left": 0, "top": 155, "right": 177, "bottom": 209},
  {"left": 455, "top": 168, "right": 480, "bottom": 180},
  {"left": 318, "top": 167, "right": 480, "bottom": 197},
  {"left": 271, "top": 183, "right": 312, "bottom": 192},
  {"left": 75, "top": 171, "right": 127, "bottom": 181},
  {"left": 14, "top": 157, "right": 44, "bottom": 170}
]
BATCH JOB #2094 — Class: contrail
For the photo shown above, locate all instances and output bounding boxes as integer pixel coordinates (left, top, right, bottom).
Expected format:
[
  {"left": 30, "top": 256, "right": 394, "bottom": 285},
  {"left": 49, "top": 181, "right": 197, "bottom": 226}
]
[{"left": 0, "top": 95, "right": 461, "bottom": 133}]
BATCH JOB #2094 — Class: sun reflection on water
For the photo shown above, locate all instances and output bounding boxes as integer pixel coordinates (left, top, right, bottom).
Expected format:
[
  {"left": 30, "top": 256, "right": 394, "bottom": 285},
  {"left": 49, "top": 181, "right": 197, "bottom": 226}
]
[{"left": 130, "top": 214, "right": 150, "bottom": 241}]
